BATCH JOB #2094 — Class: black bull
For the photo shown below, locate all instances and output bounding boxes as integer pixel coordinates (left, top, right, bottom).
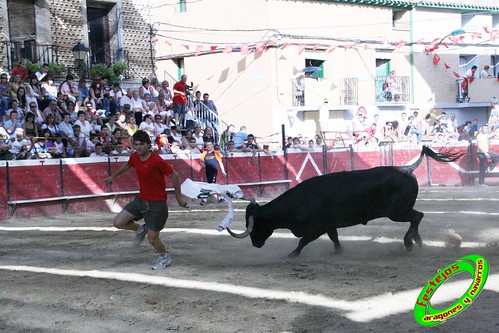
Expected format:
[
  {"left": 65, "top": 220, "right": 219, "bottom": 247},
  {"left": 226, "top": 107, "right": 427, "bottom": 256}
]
[{"left": 227, "top": 146, "right": 464, "bottom": 257}]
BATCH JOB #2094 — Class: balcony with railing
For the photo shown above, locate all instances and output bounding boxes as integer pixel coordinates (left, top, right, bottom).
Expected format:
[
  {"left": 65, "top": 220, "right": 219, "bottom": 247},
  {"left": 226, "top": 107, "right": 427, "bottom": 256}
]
[{"left": 375, "top": 75, "right": 410, "bottom": 103}]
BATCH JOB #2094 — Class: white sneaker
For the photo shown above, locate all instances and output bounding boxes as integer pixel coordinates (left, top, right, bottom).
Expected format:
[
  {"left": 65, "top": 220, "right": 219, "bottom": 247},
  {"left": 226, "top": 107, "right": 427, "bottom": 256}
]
[
  {"left": 151, "top": 254, "right": 172, "bottom": 270},
  {"left": 133, "top": 224, "right": 147, "bottom": 247}
]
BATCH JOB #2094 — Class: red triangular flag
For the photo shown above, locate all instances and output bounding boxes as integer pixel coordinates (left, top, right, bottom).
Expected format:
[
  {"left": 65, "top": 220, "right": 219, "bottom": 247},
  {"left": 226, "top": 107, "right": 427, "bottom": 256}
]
[
  {"left": 433, "top": 54, "right": 440, "bottom": 65},
  {"left": 442, "top": 42, "right": 449, "bottom": 48},
  {"left": 164, "top": 40, "right": 172, "bottom": 46},
  {"left": 444, "top": 63, "right": 451, "bottom": 69},
  {"left": 491, "top": 30, "right": 498, "bottom": 42},
  {"left": 298, "top": 45, "right": 306, "bottom": 55},
  {"left": 182, "top": 44, "right": 190, "bottom": 50},
  {"left": 471, "top": 32, "right": 482, "bottom": 39},
  {"left": 395, "top": 40, "right": 407, "bottom": 48},
  {"left": 210, "top": 46, "right": 218, "bottom": 53},
  {"left": 195, "top": 46, "right": 203, "bottom": 56},
  {"left": 255, "top": 42, "right": 265, "bottom": 53},
  {"left": 279, "top": 42, "right": 290, "bottom": 50},
  {"left": 326, "top": 45, "right": 337, "bottom": 53},
  {"left": 416, "top": 39, "right": 425, "bottom": 45},
  {"left": 223, "top": 45, "right": 233, "bottom": 54},
  {"left": 240, "top": 44, "right": 249, "bottom": 55},
  {"left": 453, "top": 71, "right": 461, "bottom": 78},
  {"left": 265, "top": 41, "right": 276, "bottom": 48},
  {"left": 312, "top": 44, "right": 321, "bottom": 51},
  {"left": 344, "top": 43, "right": 355, "bottom": 51}
]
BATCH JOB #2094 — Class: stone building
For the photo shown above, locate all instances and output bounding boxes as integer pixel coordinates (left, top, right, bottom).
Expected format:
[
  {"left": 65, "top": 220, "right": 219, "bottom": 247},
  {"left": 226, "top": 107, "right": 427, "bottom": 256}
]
[{"left": 0, "top": 0, "right": 154, "bottom": 80}]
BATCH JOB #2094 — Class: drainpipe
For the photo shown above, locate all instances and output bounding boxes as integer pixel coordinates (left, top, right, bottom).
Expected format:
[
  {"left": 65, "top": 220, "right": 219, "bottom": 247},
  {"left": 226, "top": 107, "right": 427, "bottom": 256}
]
[{"left": 409, "top": 8, "right": 415, "bottom": 104}]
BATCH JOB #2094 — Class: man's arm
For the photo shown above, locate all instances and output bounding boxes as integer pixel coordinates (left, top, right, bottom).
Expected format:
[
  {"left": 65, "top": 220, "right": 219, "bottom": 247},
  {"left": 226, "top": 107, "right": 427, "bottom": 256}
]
[
  {"left": 104, "top": 163, "right": 131, "bottom": 183},
  {"left": 170, "top": 170, "right": 188, "bottom": 207}
]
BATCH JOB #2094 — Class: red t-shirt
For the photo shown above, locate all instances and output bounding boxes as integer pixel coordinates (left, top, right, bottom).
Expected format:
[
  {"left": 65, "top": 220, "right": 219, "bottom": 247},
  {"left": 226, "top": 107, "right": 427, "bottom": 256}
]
[
  {"left": 11, "top": 67, "right": 29, "bottom": 80},
  {"left": 128, "top": 151, "right": 174, "bottom": 201},
  {"left": 172, "top": 81, "right": 187, "bottom": 105}
]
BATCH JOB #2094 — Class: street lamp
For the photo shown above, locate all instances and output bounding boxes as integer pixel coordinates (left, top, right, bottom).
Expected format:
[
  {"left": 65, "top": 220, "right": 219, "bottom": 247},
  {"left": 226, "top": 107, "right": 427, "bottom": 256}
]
[
  {"left": 435, "top": 29, "right": 466, "bottom": 48},
  {"left": 72, "top": 42, "right": 89, "bottom": 77}
]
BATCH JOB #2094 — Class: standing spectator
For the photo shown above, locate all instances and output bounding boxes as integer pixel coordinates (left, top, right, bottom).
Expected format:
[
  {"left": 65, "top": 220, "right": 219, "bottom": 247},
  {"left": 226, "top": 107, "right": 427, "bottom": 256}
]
[
  {"left": 11, "top": 59, "right": 29, "bottom": 81},
  {"left": 232, "top": 126, "right": 248, "bottom": 149},
  {"left": 318, "top": 99, "right": 329, "bottom": 132},
  {"left": 480, "top": 65, "right": 493, "bottom": 79},
  {"left": 104, "top": 130, "right": 188, "bottom": 270},
  {"left": 199, "top": 141, "right": 227, "bottom": 205},
  {"left": 384, "top": 70, "right": 399, "bottom": 101},
  {"left": 476, "top": 124, "right": 499, "bottom": 186},
  {"left": 172, "top": 74, "right": 188, "bottom": 126},
  {"left": 446, "top": 113, "right": 458, "bottom": 134},
  {"left": 470, "top": 118, "right": 479, "bottom": 137},
  {"left": 202, "top": 93, "right": 218, "bottom": 114},
  {"left": 462, "top": 65, "right": 477, "bottom": 100}
]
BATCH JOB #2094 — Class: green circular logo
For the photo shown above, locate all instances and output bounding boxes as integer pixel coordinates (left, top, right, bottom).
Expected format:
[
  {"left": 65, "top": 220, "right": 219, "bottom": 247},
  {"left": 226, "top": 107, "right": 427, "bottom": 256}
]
[{"left": 414, "top": 254, "right": 488, "bottom": 326}]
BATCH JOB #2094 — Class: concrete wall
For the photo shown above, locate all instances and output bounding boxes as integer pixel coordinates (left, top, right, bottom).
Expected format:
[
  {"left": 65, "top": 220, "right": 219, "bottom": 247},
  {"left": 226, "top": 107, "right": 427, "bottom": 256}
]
[{"left": 1, "top": 144, "right": 494, "bottom": 220}]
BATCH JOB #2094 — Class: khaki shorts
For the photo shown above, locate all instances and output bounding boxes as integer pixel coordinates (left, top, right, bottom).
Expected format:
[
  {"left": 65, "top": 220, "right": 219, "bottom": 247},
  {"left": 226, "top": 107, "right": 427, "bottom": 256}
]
[{"left": 123, "top": 197, "right": 169, "bottom": 232}]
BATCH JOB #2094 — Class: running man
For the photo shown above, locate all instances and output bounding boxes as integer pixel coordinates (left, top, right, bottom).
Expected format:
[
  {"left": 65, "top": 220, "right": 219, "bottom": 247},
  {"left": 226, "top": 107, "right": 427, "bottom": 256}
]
[{"left": 104, "top": 130, "right": 188, "bottom": 269}]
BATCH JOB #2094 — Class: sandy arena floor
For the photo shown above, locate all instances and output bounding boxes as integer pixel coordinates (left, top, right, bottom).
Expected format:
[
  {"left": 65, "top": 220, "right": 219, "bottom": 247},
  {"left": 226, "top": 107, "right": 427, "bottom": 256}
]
[{"left": 0, "top": 186, "right": 498, "bottom": 333}]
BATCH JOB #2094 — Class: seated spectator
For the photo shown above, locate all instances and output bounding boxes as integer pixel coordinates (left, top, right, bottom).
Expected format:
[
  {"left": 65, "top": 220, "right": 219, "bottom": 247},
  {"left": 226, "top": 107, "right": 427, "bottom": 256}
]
[
  {"left": 22, "top": 112, "right": 39, "bottom": 138},
  {"left": 232, "top": 126, "right": 248, "bottom": 149},
  {"left": 77, "top": 78, "right": 89, "bottom": 108},
  {"left": 89, "top": 142, "right": 108, "bottom": 157},
  {"left": 9, "top": 127, "right": 31, "bottom": 160},
  {"left": 11, "top": 59, "right": 29, "bottom": 81},
  {"left": 381, "top": 122, "right": 398, "bottom": 142},
  {"left": 241, "top": 133, "right": 261, "bottom": 151},
  {"left": 203, "top": 126, "right": 217, "bottom": 144},
  {"left": 30, "top": 136, "right": 52, "bottom": 159},
  {"left": 3, "top": 109, "right": 23, "bottom": 139},
  {"left": 52, "top": 133, "right": 66, "bottom": 158},
  {"left": 192, "top": 125, "right": 205, "bottom": 150},
  {"left": 60, "top": 75, "right": 80, "bottom": 103},
  {"left": 110, "top": 140, "right": 131, "bottom": 156}
]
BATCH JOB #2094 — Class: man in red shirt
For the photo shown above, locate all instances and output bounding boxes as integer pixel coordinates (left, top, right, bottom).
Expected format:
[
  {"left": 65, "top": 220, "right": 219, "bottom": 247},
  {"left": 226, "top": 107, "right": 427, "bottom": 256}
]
[
  {"left": 11, "top": 59, "right": 29, "bottom": 81},
  {"left": 172, "top": 74, "right": 188, "bottom": 126},
  {"left": 105, "top": 130, "right": 188, "bottom": 269}
]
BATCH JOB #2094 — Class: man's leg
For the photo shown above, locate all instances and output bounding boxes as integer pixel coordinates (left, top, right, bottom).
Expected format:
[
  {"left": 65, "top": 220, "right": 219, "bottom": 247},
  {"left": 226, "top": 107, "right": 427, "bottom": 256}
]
[
  {"left": 113, "top": 209, "right": 140, "bottom": 231},
  {"left": 147, "top": 229, "right": 166, "bottom": 255},
  {"left": 477, "top": 153, "right": 487, "bottom": 184}
]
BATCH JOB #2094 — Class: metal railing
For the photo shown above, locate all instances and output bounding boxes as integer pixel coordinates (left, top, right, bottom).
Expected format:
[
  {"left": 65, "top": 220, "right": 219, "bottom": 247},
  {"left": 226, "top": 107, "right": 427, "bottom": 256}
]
[
  {"left": 340, "top": 77, "right": 358, "bottom": 105},
  {"left": 2, "top": 41, "right": 62, "bottom": 71},
  {"left": 375, "top": 75, "right": 411, "bottom": 103}
]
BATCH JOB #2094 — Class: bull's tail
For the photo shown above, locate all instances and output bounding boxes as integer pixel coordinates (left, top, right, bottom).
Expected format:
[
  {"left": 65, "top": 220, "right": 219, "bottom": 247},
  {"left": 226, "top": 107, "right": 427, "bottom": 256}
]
[{"left": 405, "top": 145, "right": 465, "bottom": 173}]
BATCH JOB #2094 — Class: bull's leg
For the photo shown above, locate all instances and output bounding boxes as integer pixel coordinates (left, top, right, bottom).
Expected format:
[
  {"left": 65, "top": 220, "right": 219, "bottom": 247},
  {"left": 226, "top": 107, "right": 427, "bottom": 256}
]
[
  {"left": 327, "top": 227, "right": 342, "bottom": 252},
  {"left": 402, "top": 209, "right": 424, "bottom": 251},
  {"left": 288, "top": 232, "right": 323, "bottom": 258}
]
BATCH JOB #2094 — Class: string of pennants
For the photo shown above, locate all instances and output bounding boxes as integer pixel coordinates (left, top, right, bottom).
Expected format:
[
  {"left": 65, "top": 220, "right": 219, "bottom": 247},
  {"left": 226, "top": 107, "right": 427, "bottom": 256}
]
[{"left": 154, "top": 26, "right": 499, "bottom": 57}]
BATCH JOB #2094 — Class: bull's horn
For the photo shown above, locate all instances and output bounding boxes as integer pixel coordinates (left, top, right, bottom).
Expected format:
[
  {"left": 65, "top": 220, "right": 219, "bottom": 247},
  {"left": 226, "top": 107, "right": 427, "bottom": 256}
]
[
  {"left": 240, "top": 196, "right": 256, "bottom": 203},
  {"left": 227, "top": 215, "right": 254, "bottom": 238}
]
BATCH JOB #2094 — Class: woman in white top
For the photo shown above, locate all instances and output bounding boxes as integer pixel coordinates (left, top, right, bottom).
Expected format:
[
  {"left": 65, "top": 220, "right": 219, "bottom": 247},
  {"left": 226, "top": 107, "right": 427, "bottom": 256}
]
[
  {"left": 74, "top": 111, "right": 93, "bottom": 137},
  {"left": 138, "top": 78, "right": 152, "bottom": 99},
  {"left": 138, "top": 114, "right": 155, "bottom": 142}
]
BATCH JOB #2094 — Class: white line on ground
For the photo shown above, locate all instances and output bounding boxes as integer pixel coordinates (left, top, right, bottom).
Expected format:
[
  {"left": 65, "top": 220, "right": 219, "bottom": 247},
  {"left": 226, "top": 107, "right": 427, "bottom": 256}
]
[
  {"left": 0, "top": 227, "right": 491, "bottom": 248},
  {"left": 0, "top": 265, "right": 496, "bottom": 323}
]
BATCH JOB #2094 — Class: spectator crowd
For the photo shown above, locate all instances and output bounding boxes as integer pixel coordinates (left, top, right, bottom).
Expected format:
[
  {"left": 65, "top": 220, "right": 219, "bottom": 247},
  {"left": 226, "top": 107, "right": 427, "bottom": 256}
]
[{"left": 0, "top": 60, "right": 245, "bottom": 160}]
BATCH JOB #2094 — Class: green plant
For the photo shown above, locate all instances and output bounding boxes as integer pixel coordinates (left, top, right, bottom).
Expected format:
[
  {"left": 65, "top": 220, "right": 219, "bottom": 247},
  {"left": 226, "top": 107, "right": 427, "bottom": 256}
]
[
  {"left": 112, "top": 61, "right": 128, "bottom": 80},
  {"left": 89, "top": 64, "right": 114, "bottom": 82},
  {"left": 49, "top": 63, "right": 66, "bottom": 76},
  {"left": 26, "top": 61, "right": 42, "bottom": 76}
]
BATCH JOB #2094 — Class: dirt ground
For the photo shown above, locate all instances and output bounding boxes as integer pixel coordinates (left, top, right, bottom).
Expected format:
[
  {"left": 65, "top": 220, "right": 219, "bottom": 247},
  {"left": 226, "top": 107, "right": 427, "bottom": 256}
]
[{"left": 0, "top": 186, "right": 498, "bottom": 333}]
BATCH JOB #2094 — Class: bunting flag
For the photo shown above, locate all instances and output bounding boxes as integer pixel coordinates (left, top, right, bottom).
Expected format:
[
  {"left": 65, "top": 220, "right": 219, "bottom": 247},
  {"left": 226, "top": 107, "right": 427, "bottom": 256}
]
[
  {"left": 164, "top": 39, "right": 172, "bottom": 45},
  {"left": 491, "top": 30, "right": 498, "bottom": 42},
  {"left": 154, "top": 38, "right": 159, "bottom": 42},
  {"left": 433, "top": 53, "right": 440, "bottom": 65},
  {"left": 395, "top": 40, "right": 407, "bottom": 49},
  {"left": 484, "top": 26, "right": 490, "bottom": 33},
  {"left": 363, "top": 43, "right": 370, "bottom": 50},
  {"left": 210, "top": 46, "right": 218, "bottom": 52},
  {"left": 298, "top": 44, "right": 306, "bottom": 55},
  {"left": 451, "top": 36, "right": 459, "bottom": 45},
  {"left": 442, "top": 42, "right": 449, "bottom": 48},
  {"left": 279, "top": 42, "right": 290, "bottom": 50},
  {"left": 453, "top": 71, "right": 461, "bottom": 78},
  {"left": 223, "top": 45, "right": 233, "bottom": 54},
  {"left": 444, "top": 63, "right": 451, "bottom": 69},
  {"left": 312, "top": 44, "right": 321, "bottom": 51},
  {"left": 265, "top": 41, "right": 276, "bottom": 48},
  {"left": 416, "top": 39, "right": 425, "bottom": 44},
  {"left": 182, "top": 44, "right": 190, "bottom": 50},
  {"left": 255, "top": 42, "right": 265, "bottom": 53},
  {"left": 326, "top": 45, "right": 337, "bottom": 53},
  {"left": 240, "top": 44, "right": 249, "bottom": 55},
  {"left": 344, "top": 43, "right": 355, "bottom": 51},
  {"left": 471, "top": 32, "right": 482, "bottom": 39},
  {"left": 195, "top": 45, "right": 203, "bottom": 56}
]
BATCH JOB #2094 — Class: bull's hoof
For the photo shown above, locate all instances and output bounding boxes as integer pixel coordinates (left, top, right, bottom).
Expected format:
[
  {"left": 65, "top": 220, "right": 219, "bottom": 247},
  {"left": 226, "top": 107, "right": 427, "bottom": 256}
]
[
  {"left": 404, "top": 238, "right": 414, "bottom": 251},
  {"left": 334, "top": 246, "right": 343, "bottom": 254},
  {"left": 413, "top": 236, "right": 423, "bottom": 247},
  {"left": 288, "top": 250, "right": 300, "bottom": 258}
]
